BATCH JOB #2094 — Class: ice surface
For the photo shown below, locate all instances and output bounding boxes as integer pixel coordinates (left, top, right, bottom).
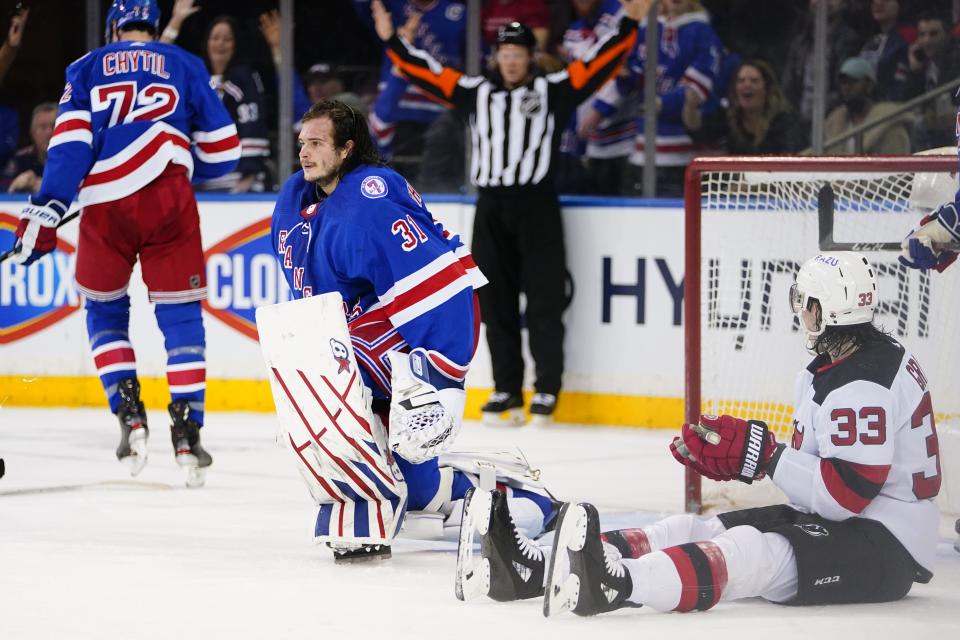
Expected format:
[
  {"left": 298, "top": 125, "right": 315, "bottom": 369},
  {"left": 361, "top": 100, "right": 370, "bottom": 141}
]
[{"left": 1, "top": 408, "right": 957, "bottom": 639}]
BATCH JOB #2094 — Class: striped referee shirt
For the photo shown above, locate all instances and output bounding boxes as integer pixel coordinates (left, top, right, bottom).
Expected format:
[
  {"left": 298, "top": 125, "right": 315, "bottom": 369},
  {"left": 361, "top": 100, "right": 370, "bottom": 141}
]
[{"left": 386, "top": 16, "right": 638, "bottom": 190}]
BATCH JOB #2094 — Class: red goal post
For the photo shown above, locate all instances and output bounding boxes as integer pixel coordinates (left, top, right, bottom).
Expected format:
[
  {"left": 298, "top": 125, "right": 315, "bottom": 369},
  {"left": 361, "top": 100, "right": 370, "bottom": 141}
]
[{"left": 683, "top": 155, "right": 960, "bottom": 514}]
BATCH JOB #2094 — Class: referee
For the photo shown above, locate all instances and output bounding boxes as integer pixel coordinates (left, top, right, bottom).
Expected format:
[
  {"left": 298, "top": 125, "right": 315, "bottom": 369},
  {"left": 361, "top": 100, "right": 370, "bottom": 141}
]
[{"left": 371, "top": 0, "right": 643, "bottom": 424}]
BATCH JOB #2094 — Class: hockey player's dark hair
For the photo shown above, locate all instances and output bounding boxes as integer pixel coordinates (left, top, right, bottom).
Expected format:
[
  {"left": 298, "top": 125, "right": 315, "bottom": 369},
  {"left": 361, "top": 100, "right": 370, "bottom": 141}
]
[
  {"left": 806, "top": 297, "right": 891, "bottom": 356},
  {"left": 302, "top": 99, "right": 384, "bottom": 177},
  {"left": 201, "top": 16, "right": 241, "bottom": 73}
]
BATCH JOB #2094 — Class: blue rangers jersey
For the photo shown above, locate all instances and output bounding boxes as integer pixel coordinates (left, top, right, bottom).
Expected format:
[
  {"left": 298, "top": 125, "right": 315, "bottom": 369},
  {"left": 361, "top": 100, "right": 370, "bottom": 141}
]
[
  {"left": 36, "top": 40, "right": 240, "bottom": 213},
  {"left": 271, "top": 164, "right": 486, "bottom": 400},
  {"left": 593, "top": 11, "right": 722, "bottom": 167},
  {"left": 356, "top": 0, "right": 466, "bottom": 152},
  {"left": 204, "top": 64, "right": 270, "bottom": 191}
]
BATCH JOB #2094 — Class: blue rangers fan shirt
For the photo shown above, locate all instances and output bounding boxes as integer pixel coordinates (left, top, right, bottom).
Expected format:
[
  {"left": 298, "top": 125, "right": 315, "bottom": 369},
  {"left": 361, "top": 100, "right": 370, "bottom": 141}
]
[
  {"left": 271, "top": 164, "right": 486, "bottom": 400},
  {"left": 35, "top": 40, "right": 240, "bottom": 214}
]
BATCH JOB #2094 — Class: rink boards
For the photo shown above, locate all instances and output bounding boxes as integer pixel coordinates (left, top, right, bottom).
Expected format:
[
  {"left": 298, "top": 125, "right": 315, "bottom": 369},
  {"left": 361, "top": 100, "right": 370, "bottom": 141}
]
[{"left": 0, "top": 194, "right": 689, "bottom": 426}]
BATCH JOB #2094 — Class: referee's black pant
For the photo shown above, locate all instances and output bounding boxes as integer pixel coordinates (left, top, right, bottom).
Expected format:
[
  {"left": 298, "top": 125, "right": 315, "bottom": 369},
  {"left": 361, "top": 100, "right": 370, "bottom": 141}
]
[{"left": 471, "top": 187, "right": 567, "bottom": 397}]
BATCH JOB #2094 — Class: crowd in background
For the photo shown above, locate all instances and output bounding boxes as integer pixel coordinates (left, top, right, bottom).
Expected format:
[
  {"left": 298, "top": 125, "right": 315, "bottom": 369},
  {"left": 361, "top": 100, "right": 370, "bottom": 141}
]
[{"left": 2, "top": 0, "right": 959, "bottom": 196}]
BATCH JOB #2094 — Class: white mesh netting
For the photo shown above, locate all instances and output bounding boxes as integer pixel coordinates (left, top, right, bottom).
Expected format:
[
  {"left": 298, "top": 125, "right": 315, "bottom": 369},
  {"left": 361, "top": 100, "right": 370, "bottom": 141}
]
[{"left": 694, "top": 162, "right": 960, "bottom": 516}]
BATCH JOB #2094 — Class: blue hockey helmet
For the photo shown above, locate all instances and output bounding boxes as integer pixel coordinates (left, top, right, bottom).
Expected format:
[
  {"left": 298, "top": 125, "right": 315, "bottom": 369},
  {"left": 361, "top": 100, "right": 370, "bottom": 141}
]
[{"left": 104, "top": 0, "right": 161, "bottom": 43}]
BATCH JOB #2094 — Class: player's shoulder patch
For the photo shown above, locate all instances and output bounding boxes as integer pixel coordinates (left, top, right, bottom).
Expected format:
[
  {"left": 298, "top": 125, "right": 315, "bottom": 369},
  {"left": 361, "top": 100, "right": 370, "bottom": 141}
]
[
  {"left": 360, "top": 175, "right": 388, "bottom": 199},
  {"left": 405, "top": 180, "right": 423, "bottom": 207}
]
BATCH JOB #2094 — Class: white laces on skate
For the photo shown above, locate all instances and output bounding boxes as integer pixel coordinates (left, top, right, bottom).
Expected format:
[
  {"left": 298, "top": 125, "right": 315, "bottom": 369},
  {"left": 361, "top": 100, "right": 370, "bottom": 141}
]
[
  {"left": 511, "top": 516, "right": 544, "bottom": 562},
  {"left": 489, "top": 392, "right": 513, "bottom": 404},
  {"left": 602, "top": 541, "right": 625, "bottom": 578}
]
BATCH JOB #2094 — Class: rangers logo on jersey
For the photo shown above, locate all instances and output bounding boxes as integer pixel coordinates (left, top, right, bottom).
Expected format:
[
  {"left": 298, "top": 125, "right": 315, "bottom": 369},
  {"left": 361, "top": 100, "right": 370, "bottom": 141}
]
[
  {"left": 330, "top": 338, "right": 351, "bottom": 373},
  {"left": 361, "top": 176, "right": 388, "bottom": 199}
]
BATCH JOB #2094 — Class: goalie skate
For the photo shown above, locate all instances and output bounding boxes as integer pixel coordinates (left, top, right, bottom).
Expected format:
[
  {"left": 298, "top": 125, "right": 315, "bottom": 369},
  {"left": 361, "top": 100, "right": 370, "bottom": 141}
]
[
  {"left": 455, "top": 488, "right": 545, "bottom": 602},
  {"left": 544, "top": 503, "right": 637, "bottom": 617},
  {"left": 115, "top": 378, "right": 148, "bottom": 476},
  {"left": 330, "top": 543, "right": 391, "bottom": 564}
]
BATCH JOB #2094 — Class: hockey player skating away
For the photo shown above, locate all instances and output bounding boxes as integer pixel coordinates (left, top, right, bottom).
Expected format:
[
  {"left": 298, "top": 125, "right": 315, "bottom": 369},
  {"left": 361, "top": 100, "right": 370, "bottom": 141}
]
[
  {"left": 267, "top": 99, "right": 557, "bottom": 563},
  {"left": 8, "top": 0, "right": 241, "bottom": 486},
  {"left": 456, "top": 252, "right": 942, "bottom": 613}
]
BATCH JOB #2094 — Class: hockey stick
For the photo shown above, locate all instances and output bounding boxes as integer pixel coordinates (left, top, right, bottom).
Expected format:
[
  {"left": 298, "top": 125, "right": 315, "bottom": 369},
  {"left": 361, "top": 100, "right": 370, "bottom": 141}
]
[
  {"left": 0, "top": 208, "right": 81, "bottom": 264},
  {"left": 818, "top": 185, "right": 960, "bottom": 252}
]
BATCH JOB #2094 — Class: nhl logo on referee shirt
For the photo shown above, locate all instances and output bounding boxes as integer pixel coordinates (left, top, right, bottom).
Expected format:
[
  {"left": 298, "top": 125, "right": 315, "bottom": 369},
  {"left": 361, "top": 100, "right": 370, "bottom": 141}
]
[
  {"left": 519, "top": 90, "right": 542, "bottom": 117},
  {"left": 361, "top": 176, "right": 388, "bottom": 199}
]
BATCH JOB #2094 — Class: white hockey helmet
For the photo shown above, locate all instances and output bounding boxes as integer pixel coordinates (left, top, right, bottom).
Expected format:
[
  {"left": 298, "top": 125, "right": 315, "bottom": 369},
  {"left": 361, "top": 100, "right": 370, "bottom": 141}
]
[
  {"left": 790, "top": 252, "right": 878, "bottom": 340},
  {"left": 910, "top": 147, "right": 957, "bottom": 213}
]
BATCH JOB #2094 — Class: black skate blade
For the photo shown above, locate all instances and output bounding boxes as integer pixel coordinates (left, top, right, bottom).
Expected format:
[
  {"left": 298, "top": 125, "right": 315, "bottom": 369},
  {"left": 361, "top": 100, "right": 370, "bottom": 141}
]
[{"left": 332, "top": 545, "right": 392, "bottom": 564}]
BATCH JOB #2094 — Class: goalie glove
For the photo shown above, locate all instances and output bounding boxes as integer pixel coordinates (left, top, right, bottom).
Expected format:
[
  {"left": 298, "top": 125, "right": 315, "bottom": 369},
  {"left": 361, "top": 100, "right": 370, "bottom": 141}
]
[
  {"left": 388, "top": 348, "right": 466, "bottom": 464},
  {"left": 678, "top": 414, "right": 781, "bottom": 484},
  {"left": 10, "top": 199, "right": 66, "bottom": 266},
  {"left": 899, "top": 202, "right": 960, "bottom": 272}
]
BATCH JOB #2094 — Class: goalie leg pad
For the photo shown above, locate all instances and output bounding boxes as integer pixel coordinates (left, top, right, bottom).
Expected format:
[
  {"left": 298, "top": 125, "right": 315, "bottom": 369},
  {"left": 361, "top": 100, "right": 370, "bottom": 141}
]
[{"left": 256, "top": 293, "right": 409, "bottom": 547}]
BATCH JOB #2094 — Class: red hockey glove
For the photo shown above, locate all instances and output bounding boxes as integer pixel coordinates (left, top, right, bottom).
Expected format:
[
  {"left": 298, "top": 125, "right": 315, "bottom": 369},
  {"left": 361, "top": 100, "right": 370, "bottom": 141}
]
[
  {"left": 669, "top": 435, "right": 728, "bottom": 481},
  {"left": 680, "top": 414, "right": 779, "bottom": 483}
]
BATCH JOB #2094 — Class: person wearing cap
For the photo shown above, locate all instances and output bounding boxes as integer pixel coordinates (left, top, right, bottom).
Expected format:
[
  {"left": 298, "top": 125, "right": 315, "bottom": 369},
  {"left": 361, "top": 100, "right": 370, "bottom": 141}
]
[
  {"left": 824, "top": 56, "right": 911, "bottom": 154},
  {"left": 370, "top": 0, "right": 646, "bottom": 425}
]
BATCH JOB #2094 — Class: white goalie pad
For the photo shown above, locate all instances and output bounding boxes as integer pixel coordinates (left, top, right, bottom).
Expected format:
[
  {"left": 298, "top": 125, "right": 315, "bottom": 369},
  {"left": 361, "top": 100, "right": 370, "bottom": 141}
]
[{"left": 255, "top": 293, "right": 408, "bottom": 546}]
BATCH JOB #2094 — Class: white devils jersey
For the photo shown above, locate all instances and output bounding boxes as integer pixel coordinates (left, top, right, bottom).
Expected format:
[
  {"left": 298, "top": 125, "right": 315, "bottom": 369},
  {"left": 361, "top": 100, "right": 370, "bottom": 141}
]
[{"left": 772, "top": 336, "right": 941, "bottom": 573}]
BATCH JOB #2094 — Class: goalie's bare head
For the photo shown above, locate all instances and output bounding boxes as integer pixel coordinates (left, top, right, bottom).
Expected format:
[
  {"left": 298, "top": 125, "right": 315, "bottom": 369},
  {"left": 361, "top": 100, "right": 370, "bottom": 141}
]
[
  {"left": 790, "top": 252, "right": 881, "bottom": 355},
  {"left": 105, "top": 0, "right": 160, "bottom": 44}
]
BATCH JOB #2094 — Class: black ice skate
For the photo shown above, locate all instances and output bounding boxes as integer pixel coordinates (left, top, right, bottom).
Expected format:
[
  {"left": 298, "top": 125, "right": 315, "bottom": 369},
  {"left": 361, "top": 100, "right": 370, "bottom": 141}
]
[
  {"left": 168, "top": 400, "right": 212, "bottom": 488},
  {"left": 529, "top": 393, "right": 557, "bottom": 425},
  {"left": 115, "top": 378, "right": 149, "bottom": 476},
  {"left": 329, "top": 543, "right": 391, "bottom": 564},
  {"left": 544, "top": 502, "right": 639, "bottom": 617},
  {"left": 480, "top": 392, "right": 525, "bottom": 427},
  {"left": 455, "top": 487, "right": 546, "bottom": 602}
]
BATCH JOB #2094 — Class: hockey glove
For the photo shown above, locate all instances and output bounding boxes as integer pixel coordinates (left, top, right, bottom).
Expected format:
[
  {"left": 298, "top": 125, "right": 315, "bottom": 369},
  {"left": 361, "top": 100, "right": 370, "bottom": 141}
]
[
  {"left": 11, "top": 200, "right": 65, "bottom": 266},
  {"left": 679, "top": 414, "right": 779, "bottom": 483},
  {"left": 669, "top": 435, "right": 728, "bottom": 481},
  {"left": 388, "top": 348, "right": 466, "bottom": 463},
  {"left": 899, "top": 203, "right": 960, "bottom": 272}
]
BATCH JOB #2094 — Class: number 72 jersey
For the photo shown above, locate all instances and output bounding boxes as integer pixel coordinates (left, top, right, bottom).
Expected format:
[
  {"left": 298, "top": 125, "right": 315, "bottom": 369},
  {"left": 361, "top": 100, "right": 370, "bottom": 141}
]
[
  {"left": 778, "top": 336, "right": 941, "bottom": 573},
  {"left": 36, "top": 40, "right": 240, "bottom": 211}
]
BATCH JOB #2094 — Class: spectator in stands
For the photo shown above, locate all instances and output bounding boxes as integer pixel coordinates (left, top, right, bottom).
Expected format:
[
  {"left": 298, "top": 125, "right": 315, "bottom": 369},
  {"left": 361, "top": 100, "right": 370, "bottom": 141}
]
[
  {"left": 355, "top": 0, "right": 466, "bottom": 180},
  {"left": 782, "top": 0, "right": 864, "bottom": 128},
  {"left": 1, "top": 102, "right": 54, "bottom": 193},
  {"left": 904, "top": 11, "right": 960, "bottom": 150},
  {"left": 482, "top": 0, "right": 560, "bottom": 71},
  {"left": 161, "top": 5, "right": 270, "bottom": 192},
  {"left": 823, "top": 56, "right": 911, "bottom": 154},
  {"left": 258, "top": 9, "right": 312, "bottom": 122},
  {"left": 199, "top": 16, "right": 270, "bottom": 192},
  {"left": 558, "top": 0, "right": 635, "bottom": 195},
  {"left": 683, "top": 59, "right": 805, "bottom": 154},
  {"left": 858, "top": 0, "right": 911, "bottom": 101},
  {"left": 0, "top": 5, "right": 28, "bottom": 170},
  {"left": 580, "top": 0, "right": 724, "bottom": 196}
]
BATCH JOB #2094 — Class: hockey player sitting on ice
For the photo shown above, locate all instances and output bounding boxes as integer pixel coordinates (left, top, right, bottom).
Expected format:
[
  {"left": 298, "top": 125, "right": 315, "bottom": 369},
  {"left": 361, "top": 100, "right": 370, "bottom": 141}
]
[
  {"left": 8, "top": 0, "right": 241, "bottom": 487},
  {"left": 264, "top": 99, "right": 558, "bottom": 563},
  {"left": 455, "top": 251, "right": 941, "bottom": 613}
]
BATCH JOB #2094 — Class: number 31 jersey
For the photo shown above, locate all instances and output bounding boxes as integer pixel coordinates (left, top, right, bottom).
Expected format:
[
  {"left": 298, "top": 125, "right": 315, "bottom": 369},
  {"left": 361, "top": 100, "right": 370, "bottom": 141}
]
[
  {"left": 773, "top": 336, "right": 941, "bottom": 574},
  {"left": 35, "top": 40, "right": 240, "bottom": 212}
]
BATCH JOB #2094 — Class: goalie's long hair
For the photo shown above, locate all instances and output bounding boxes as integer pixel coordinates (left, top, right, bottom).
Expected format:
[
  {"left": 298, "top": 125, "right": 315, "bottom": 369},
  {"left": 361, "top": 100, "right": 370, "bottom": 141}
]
[{"left": 302, "top": 99, "right": 384, "bottom": 180}]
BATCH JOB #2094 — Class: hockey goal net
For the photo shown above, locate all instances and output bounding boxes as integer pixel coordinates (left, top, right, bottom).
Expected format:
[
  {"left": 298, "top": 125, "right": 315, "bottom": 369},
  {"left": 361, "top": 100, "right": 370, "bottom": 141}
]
[{"left": 684, "top": 156, "right": 960, "bottom": 525}]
